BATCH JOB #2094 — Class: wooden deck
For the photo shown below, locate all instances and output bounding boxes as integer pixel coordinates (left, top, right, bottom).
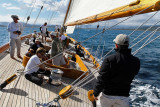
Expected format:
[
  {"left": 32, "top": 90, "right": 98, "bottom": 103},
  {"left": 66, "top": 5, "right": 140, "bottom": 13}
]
[{"left": 0, "top": 42, "right": 93, "bottom": 107}]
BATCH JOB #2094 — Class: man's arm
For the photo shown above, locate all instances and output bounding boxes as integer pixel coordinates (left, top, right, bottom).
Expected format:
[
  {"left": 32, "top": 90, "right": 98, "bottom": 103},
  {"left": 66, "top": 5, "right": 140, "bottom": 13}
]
[
  {"left": 40, "top": 26, "right": 42, "bottom": 33},
  {"left": 93, "top": 58, "right": 110, "bottom": 97},
  {"left": 51, "top": 42, "right": 58, "bottom": 57}
]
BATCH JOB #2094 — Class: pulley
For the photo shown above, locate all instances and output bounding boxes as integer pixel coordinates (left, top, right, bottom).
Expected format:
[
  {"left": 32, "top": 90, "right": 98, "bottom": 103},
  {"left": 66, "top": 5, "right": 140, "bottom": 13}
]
[
  {"left": 88, "top": 90, "right": 97, "bottom": 107},
  {"left": 59, "top": 85, "right": 73, "bottom": 99}
]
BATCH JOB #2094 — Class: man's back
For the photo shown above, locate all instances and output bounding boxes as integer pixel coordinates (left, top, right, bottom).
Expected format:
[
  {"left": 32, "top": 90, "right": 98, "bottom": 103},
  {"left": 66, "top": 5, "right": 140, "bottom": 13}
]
[{"left": 94, "top": 49, "right": 140, "bottom": 97}]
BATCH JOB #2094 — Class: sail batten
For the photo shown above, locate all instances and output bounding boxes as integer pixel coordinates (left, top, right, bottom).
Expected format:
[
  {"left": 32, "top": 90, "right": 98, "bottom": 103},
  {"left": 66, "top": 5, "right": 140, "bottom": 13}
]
[{"left": 64, "top": 0, "right": 160, "bottom": 26}]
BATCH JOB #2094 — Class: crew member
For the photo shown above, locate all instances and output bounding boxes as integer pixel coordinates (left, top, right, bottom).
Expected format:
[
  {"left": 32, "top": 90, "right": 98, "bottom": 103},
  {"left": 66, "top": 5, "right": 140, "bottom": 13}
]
[
  {"left": 25, "top": 48, "right": 52, "bottom": 86},
  {"left": 7, "top": 15, "right": 23, "bottom": 59},
  {"left": 93, "top": 34, "right": 140, "bottom": 107},
  {"left": 50, "top": 32, "right": 66, "bottom": 66},
  {"left": 29, "top": 38, "right": 44, "bottom": 54},
  {"left": 40, "top": 22, "right": 48, "bottom": 42}
]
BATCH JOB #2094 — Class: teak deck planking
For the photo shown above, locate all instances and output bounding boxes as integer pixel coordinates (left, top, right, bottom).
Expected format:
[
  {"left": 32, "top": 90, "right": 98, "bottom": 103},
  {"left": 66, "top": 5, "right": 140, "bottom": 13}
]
[{"left": 0, "top": 42, "right": 93, "bottom": 107}]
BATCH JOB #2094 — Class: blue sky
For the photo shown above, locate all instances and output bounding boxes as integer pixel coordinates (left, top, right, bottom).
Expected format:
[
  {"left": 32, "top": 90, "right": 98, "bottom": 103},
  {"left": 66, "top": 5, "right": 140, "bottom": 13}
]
[
  {"left": 0, "top": 0, "right": 159, "bottom": 26},
  {"left": 0, "top": 0, "right": 69, "bottom": 25}
]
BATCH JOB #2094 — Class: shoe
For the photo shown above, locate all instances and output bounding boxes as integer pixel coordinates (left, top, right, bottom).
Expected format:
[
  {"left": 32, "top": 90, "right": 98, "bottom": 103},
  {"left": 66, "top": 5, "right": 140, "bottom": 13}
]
[
  {"left": 41, "top": 79, "right": 48, "bottom": 86},
  {"left": 11, "top": 56, "right": 16, "bottom": 60},
  {"left": 18, "top": 56, "right": 23, "bottom": 59}
]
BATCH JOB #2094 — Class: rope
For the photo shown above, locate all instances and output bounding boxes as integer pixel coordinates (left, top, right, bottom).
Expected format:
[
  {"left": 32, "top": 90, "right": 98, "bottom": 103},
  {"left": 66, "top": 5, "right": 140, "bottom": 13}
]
[
  {"left": 128, "top": 11, "right": 159, "bottom": 37},
  {"left": 30, "top": 5, "right": 44, "bottom": 33},
  {"left": 133, "top": 34, "right": 160, "bottom": 56},
  {"left": 130, "top": 20, "right": 160, "bottom": 44},
  {"left": 22, "top": 0, "right": 36, "bottom": 23},
  {"left": 133, "top": 27, "right": 160, "bottom": 55},
  {"left": 100, "top": 41, "right": 105, "bottom": 60},
  {"left": 130, "top": 27, "right": 160, "bottom": 48}
]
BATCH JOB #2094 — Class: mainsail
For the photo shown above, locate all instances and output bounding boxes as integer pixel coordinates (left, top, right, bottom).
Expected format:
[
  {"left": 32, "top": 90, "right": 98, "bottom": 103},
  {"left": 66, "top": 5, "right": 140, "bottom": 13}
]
[{"left": 64, "top": 0, "right": 160, "bottom": 26}]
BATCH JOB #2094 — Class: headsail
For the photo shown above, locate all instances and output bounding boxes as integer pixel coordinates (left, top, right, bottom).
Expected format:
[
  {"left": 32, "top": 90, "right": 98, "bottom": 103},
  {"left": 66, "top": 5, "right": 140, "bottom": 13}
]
[{"left": 64, "top": 0, "right": 160, "bottom": 26}]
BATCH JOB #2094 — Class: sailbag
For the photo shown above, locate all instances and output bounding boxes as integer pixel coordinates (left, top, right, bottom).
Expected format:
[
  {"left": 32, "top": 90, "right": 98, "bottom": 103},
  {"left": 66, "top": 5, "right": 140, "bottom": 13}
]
[{"left": 64, "top": 0, "right": 160, "bottom": 26}]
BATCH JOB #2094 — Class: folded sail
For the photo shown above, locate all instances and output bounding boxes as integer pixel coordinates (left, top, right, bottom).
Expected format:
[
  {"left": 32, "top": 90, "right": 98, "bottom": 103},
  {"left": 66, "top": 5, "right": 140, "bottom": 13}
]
[{"left": 64, "top": 0, "right": 160, "bottom": 26}]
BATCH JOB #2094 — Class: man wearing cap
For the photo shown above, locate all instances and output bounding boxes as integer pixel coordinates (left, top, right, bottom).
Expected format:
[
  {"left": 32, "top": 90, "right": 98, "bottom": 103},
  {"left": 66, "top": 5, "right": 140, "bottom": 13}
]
[
  {"left": 93, "top": 34, "right": 140, "bottom": 107},
  {"left": 29, "top": 38, "right": 44, "bottom": 54},
  {"left": 32, "top": 30, "right": 38, "bottom": 43},
  {"left": 50, "top": 31, "right": 66, "bottom": 66},
  {"left": 40, "top": 22, "right": 48, "bottom": 43},
  {"left": 7, "top": 15, "right": 23, "bottom": 59}
]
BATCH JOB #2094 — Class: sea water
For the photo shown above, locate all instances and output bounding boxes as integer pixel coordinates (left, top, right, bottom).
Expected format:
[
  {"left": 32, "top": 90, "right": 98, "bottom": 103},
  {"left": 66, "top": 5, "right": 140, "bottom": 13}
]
[{"left": 0, "top": 26, "right": 160, "bottom": 106}]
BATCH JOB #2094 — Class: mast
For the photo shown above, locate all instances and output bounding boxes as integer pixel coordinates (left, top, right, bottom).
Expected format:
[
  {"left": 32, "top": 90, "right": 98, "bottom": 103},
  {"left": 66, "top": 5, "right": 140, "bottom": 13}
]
[{"left": 63, "top": 0, "right": 72, "bottom": 26}]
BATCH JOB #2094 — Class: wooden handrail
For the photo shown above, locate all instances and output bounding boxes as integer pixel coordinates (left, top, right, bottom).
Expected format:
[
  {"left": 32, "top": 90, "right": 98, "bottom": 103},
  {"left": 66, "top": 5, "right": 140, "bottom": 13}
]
[{"left": 0, "top": 34, "right": 32, "bottom": 54}]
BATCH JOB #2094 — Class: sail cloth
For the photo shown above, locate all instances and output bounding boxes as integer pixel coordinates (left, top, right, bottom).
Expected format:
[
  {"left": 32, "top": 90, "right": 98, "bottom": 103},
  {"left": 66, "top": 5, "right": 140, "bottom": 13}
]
[
  {"left": 64, "top": 0, "right": 160, "bottom": 26},
  {"left": 66, "top": 26, "right": 75, "bottom": 34}
]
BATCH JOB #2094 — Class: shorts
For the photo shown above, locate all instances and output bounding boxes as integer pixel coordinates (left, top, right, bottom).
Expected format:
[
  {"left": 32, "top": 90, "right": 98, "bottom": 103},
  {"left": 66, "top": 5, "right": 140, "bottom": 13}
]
[{"left": 41, "top": 33, "right": 47, "bottom": 37}]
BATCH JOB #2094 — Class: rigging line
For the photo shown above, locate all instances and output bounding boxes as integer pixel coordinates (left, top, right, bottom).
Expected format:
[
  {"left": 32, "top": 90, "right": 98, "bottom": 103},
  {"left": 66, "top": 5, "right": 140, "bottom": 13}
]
[
  {"left": 30, "top": 5, "right": 44, "bottom": 33},
  {"left": 29, "top": 0, "right": 37, "bottom": 18},
  {"left": 22, "top": 0, "right": 35, "bottom": 23},
  {"left": 130, "top": 20, "right": 160, "bottom": 44},
  {"left": 48, "top": 0, "right": 63, "bottom": 25},
  {"left": 133, "top": 33, "right": 160, "bottom": 56},
  {"left": 46, "top": 6, "right": 52, "bottom": 22},
  {"left": 95, "top": 22, "right": 107, "bottom": 57},
  {"left": 48, "top": 10, "right": 56, "bottom": 25},
  {"left": 128, "top": 11, "right": 159, "bottom": 37},
  {"left": 132, "top": 27, "right": 160, "bottom": 55},
  {"left": 80, "top": 5, "right": 154, "bottom": 44},
  {"left": 100, "top": 41, "right": 105, "bottom": 60},
  {"left": 130, "top": 27, "right": 159, "bottom": 48},
  {"left": 141, "top": 28, "right": 159, "bottom": 47}
]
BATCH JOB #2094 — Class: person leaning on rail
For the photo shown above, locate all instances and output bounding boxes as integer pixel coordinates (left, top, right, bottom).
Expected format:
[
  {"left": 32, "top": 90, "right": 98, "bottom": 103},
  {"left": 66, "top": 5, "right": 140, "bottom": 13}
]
[
  {"left": 7, "top": 15, "right": 23, "bottom": 60},
  {"left": 24, "top": 47, "right": 52, "bottom": 86},
  {"left": 93, "top": 34, "right": 140, "bottom": 107}
]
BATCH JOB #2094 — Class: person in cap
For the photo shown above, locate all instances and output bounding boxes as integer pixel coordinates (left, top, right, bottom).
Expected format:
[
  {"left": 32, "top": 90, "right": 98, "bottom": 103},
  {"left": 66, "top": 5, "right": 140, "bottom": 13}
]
[
  {"left": 40, "top": 22, "right": 48, "bottom": 43},
  {"left": 93, "top": 34, "right": 140, "bottom": 107},
  {"left": 29, "top": 38, "right": 44, "bottom": 54},
  {"left": 50, "top": 31, "right": 66, "bottom": 66},
  {"left": 32, "top": 30, "right": 38, "bottom": 43},
  {"left": 25, "top": 47, "right": 52, "bottom": 86},
  {"left": 7, "top": 15, "right": 23, "bottom": 59}
]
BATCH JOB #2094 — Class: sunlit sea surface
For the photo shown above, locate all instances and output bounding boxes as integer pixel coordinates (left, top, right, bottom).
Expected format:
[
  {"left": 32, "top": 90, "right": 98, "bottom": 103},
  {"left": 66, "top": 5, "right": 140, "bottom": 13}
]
[{"left": 0, "top": 26, "right": 160, "bottom": 106}]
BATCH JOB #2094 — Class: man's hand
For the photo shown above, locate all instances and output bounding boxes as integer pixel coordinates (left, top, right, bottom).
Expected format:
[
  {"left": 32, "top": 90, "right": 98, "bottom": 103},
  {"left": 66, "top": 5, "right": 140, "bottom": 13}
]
[
  {"left": 93, "top": 95, "right": 98, "bottom": 100},
  {"left": 13, "top": 31, "right": 17, "bottom": 34}
]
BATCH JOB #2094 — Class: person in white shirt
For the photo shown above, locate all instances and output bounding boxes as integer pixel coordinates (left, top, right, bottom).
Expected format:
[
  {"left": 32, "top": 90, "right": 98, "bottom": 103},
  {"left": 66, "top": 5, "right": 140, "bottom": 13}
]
[
  {"left": 40, "top": 22, "right": 48, "bottom": 43},
  {"left": 25, "top": 47, "right": 52, "bottom": 86},
  {"left": 7, "top": 15, "right": 23, "bottom": 59}
]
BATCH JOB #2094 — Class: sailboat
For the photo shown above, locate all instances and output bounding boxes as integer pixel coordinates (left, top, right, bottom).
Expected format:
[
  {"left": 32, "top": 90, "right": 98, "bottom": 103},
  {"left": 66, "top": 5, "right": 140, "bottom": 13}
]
[{"left": 0, "top": 0, "right": 160, "bottom": 106}]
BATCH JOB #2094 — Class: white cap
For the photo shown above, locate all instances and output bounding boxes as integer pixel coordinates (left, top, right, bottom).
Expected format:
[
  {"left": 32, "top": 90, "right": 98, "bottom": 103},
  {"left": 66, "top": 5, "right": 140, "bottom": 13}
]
[
  {"left": 113, "top": 34, "right": 129, "bottom": 45},
  {"left": 50, "top": 31, "right": 57, "bottom": 37},
  {"left": 11, "top": 15, "right": 19, "bottom": 20},
  {"left": 35, "top": 38, "right": 41, "bottom": 42}
]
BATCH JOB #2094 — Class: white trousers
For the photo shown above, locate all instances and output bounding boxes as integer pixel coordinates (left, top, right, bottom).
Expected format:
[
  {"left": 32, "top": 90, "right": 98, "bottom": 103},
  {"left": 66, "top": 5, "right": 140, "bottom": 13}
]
[
  {"left": 10, "top": 38, "right": 21, "bottom": 57},
  {"left": 97, "top": 93, "right": 129, "bottom": 107}
]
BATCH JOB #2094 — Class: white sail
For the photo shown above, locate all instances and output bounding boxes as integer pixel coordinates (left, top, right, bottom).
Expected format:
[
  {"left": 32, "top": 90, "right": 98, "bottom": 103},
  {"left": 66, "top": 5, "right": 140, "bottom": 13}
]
[
  {"left": 66, "top": 26, "right": 75, "bottom": 34},
  {"left": 65, "top": 0, "right": 136, "bottom": 25}
]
